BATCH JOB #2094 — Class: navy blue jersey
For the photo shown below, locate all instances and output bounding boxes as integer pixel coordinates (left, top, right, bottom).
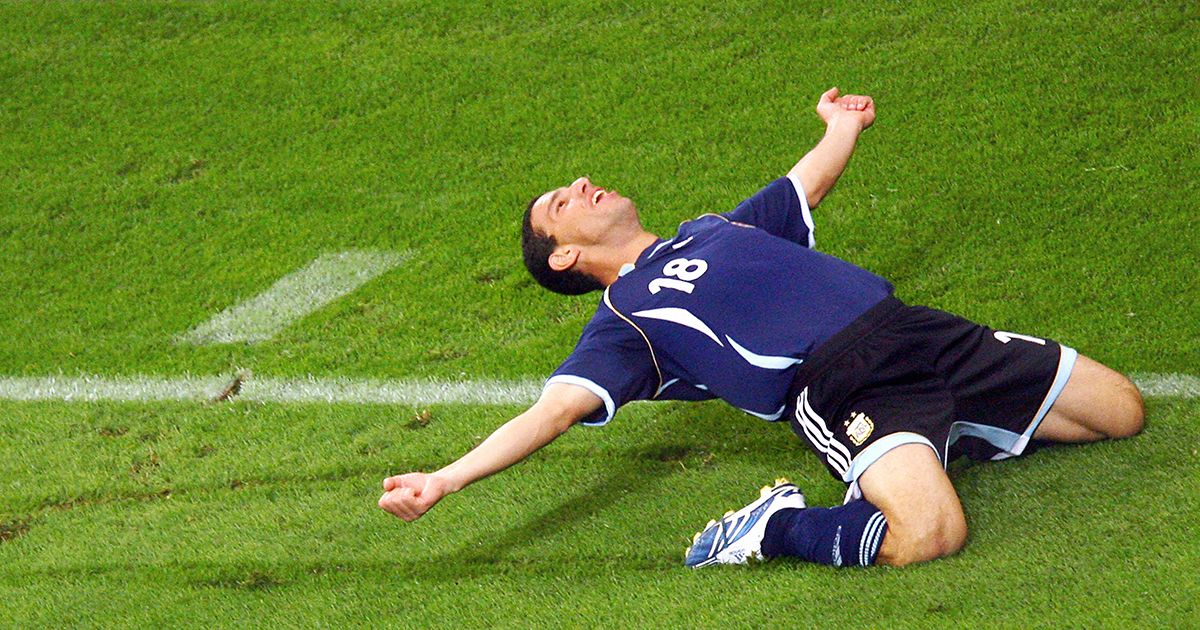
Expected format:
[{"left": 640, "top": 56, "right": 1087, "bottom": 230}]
[{"left": 547, "top": 175, "right": 894, "bottom": 425}]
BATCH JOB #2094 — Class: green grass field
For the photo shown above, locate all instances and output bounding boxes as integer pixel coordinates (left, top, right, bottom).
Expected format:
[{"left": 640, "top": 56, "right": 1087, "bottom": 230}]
[{"left": 1, "top": 1, "right": 1197, "bottom": 626}]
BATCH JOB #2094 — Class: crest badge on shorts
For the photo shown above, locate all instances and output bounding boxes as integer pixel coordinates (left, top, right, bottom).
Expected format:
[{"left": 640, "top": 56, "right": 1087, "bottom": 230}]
[{"left": 846, "top": 411, "right": 875, "bottom": 446}]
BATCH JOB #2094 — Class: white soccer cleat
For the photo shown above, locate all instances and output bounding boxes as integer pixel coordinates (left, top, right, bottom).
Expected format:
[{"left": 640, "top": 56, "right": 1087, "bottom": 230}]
[{"left": 683, "top": 478, "right": 806, "bottom": 568}]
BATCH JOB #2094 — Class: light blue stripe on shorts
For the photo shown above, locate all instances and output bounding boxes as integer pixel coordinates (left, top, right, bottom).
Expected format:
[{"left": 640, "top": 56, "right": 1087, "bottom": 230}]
[{"left": 840, "top": 345, "right": 1079, "bottom": 503}]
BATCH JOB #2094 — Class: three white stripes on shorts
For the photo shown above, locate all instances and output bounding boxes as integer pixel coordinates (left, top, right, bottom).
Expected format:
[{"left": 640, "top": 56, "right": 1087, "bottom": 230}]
[
  {"left": 795, "top": 387, "right": 853, "bottom": 478},
  {"left": 795, "top": 386, "right": 886, "bottom": 566}
]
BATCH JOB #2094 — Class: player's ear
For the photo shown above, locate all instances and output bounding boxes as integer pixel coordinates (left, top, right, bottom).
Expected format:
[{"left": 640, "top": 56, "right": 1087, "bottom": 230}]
[{"left": 548, "top": 246, "right": 580, "bottom": 272}]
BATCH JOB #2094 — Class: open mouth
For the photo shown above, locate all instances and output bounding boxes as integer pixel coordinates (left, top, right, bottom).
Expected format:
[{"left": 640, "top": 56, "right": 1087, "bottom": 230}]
[{"left": 592, "top": 188, "right": 606, "bottom": 205}]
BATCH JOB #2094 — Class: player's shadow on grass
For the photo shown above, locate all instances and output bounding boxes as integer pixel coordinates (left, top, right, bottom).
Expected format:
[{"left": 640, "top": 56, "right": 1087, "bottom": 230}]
[{"left": 415, "top": 462, "right": 677, "bottom": 579}]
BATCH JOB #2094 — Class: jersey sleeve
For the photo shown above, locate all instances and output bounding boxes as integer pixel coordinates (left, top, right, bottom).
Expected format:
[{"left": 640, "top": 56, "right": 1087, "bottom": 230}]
[
  {"left": 545, "top": 309, "right": 658, "bottom": 427},
  {"left": 722, "top": 175, "right": 816, "bottom": 248}
]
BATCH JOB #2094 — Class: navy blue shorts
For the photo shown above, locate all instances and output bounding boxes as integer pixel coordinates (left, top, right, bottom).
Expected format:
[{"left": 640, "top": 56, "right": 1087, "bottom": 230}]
[{"left": 784, "top": 297, "right": 1077, "bottom": 502}]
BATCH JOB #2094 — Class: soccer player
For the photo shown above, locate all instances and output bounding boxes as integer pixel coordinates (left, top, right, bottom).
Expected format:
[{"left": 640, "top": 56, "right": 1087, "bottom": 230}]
[{"left": 378, "top": 88, "right": 1145, "bottom": 568}]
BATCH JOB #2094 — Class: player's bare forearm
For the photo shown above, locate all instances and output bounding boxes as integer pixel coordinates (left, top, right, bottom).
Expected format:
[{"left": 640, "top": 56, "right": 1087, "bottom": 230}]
[
  {"left": 436, "top": 405, "right": 575, "bottom": 492},
  {"left": 790, "top": 115, "right": 864, "bottom": 207},
  {"left": 378, "top": 383, "right": 602, "bottom": 521},
  {"left": 789, "top": 87, "right": 875, "bottom": 208}
]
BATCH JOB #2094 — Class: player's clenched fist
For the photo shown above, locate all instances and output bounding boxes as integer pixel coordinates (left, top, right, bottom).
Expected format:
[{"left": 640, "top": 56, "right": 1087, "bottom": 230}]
[
  {"left": 378, "top": 472, "right": 453, "bottom": 521},
  {"left": 816, "top": 87, "right": 876, "bottom": 130}
]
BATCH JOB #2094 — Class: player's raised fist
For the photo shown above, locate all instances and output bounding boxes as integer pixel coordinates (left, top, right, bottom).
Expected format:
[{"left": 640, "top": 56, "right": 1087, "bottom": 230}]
[{"left": 378, "top": 472, "right": 453, "bottom": 521}]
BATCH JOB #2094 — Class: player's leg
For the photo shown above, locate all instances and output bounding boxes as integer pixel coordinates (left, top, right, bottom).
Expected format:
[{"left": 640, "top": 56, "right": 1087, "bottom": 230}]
[
  {"left": 748, "top": 442, "right": 964, "bottom": 569},
  {"left": 856, "top": 442, "right": 967, "bottom": 567},
  {"left": 1033, "top": 354, "right": 1144, "bottom": 443}
]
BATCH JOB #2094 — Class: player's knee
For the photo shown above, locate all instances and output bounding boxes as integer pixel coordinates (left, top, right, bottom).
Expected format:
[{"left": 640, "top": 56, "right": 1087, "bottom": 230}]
[
  {"left": 914, "top": 515, "right": 966, "bottom": 564},
  {"left": 1106, "top": 376, "right": 1145, "bottom": 439},
  {"left": 886, "top": 512, "right": 967, "bottom": 567}
]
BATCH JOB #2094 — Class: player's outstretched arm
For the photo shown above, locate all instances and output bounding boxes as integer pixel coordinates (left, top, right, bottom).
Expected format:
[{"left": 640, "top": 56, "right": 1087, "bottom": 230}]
[
  {"left": 788, "top": 87, "right": 876, "bottom": 209},
  {"left": 377, "top": 383, "right": 602, "bottom": 522}
]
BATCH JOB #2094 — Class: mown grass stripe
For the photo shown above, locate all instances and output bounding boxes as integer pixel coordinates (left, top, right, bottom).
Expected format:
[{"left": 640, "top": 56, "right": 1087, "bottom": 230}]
[
  {"left": 0, "top": 373, "right": 1192, "bottom": 404},
  {"left": 180, "top": 250, "right": 410, "bottom": 345}
]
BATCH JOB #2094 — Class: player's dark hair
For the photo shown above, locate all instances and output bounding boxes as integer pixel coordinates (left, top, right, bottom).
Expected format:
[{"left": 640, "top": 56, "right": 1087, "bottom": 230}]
[{"left": 521, "top": 195, "right": 604, "bottom": 295}]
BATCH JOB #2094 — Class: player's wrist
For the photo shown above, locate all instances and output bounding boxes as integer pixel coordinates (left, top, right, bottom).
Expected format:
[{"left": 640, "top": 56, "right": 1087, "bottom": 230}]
[
  {"left": 825, "top": 111, "right": 866, "bottom": 134},
  {"left": 430, "top": 469, "right": 465, "bottom": 494}
]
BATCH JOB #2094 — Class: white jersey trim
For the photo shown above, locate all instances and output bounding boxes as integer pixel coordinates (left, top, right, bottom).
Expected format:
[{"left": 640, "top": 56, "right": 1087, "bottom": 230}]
[
  {"left": 786, "top": 173, "right": 816, "bottom": 249},
  {"left": 671, "top": 236, "right": 695, "bottom": 250},
  {"left": 632, "top": 307, "right": 723, "bottom": 346},
  {"left": 647, "top": 239, "right": 674, "bottom": 259},
  {"left": 740, "top": 403, "right": 786, "bottom": 422},
  {"left": 544, "top": 375, "right": 615, "bottom": 426},
  {"left": 655, "top": 378, "right": 681, "bottom": 397},
  {"left": 726, "top": 335, "right": 803, "bottom": 370}
]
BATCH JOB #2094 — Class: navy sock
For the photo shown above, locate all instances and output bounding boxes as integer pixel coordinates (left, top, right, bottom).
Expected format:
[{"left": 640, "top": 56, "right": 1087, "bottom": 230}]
[{"left": 760, "top": 500, "right": 888, "bottom": 567}]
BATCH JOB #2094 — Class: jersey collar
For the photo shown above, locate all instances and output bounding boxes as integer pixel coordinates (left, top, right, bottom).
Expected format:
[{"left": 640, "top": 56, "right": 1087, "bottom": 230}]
[
  {"left": 623, "top": 229, "right": 701, "bottom": 278},
  {"left": 616, "top": 237, "right": 670, "bottom": 278}
]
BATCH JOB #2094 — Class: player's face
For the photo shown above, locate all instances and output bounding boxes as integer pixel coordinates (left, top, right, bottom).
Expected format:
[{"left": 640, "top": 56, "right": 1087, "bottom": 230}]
[{"left": 529, "top": 176, "right": 638, "bottom": 248}]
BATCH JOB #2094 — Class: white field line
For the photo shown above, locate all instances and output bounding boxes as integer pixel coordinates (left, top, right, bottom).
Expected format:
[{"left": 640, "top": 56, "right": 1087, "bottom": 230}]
[
  {"left": 0, "top": 375, "right": 231, "bottom": 403},
  {"left": 1130, "top": 372, "right": 1200, "bottom": 399},
  {"left": 243, "top": 376, "right": 542, "bottom": 405},
  {"left": 0, "top": 375, "right": 543, "bottom": 405},
  {"left": 180, "top": 250, "right": 410, "bottom": 345},
  {"left": 0, "top": 373, "right": 1193, "bottom": 405}
]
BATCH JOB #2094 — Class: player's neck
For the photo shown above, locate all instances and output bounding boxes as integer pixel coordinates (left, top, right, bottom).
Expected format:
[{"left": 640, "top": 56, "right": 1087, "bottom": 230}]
[{"left": 588, "top": 230, "right": 660, "bottom": 287}]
